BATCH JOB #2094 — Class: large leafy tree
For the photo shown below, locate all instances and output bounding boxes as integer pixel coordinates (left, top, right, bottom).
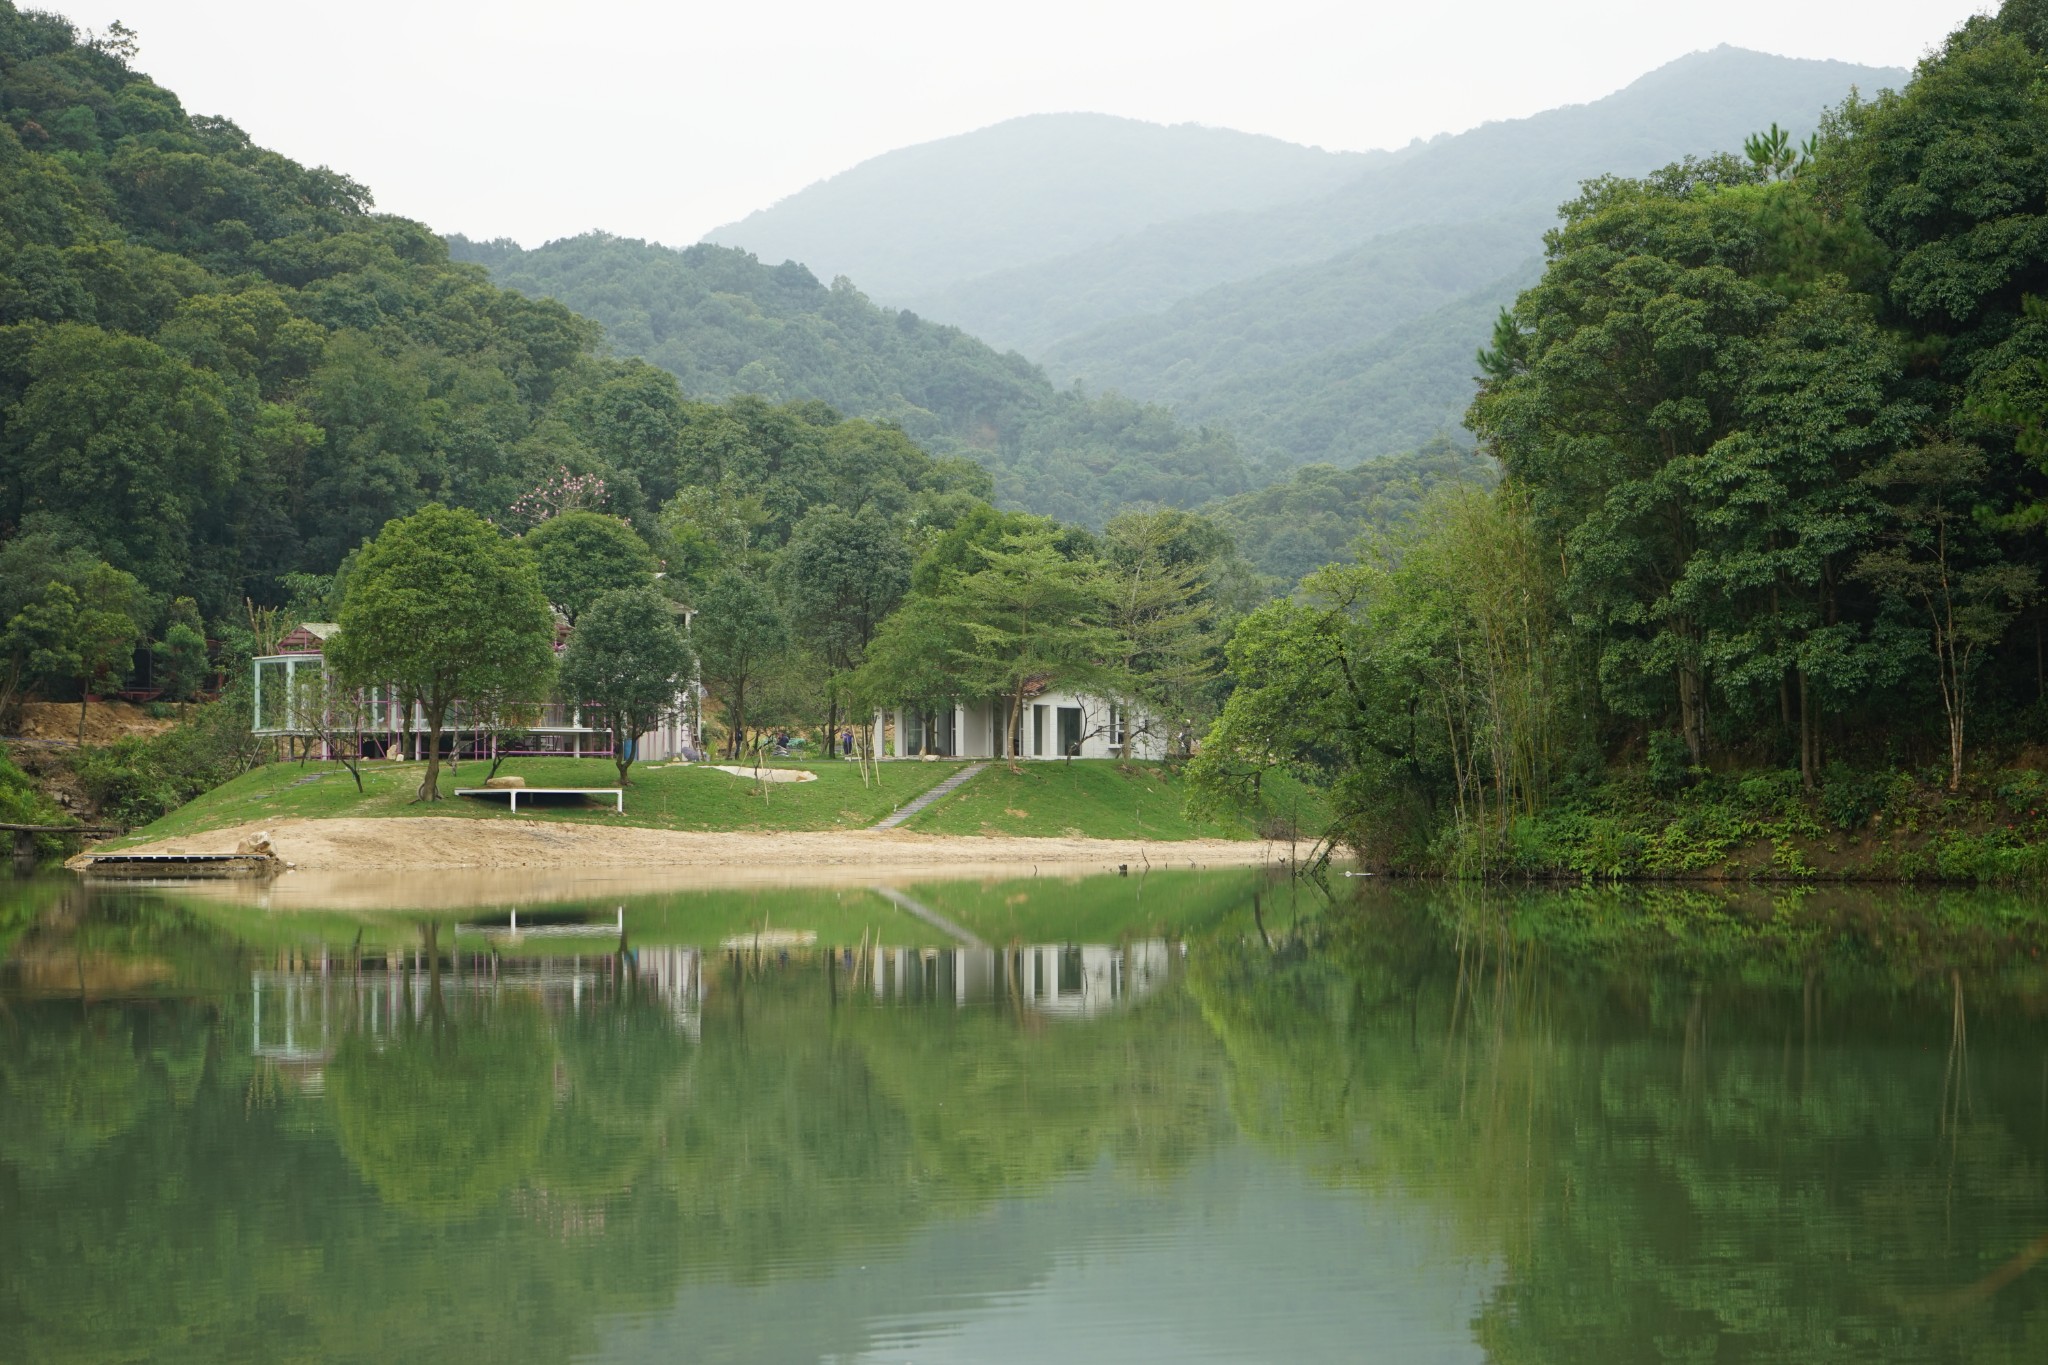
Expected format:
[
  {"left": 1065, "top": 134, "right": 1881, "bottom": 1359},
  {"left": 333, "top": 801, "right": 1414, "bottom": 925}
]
[
  {"left": 557, "top": 586, "right": 695, "bottom": 785},
  {"left": 523, "top": 510, "right": 655, "bottom": 624},
  {"left": 932, "top": 526, "right": 1112, "bottom": 765},
  {"left": 1470, "top": 163, "right": 1782, "bottom": 762},
  {"left": 327, "top": 505, "right": 555, "bottom": 800},
  {"left": 1100, "top": 509, "right": 1224, "bottom": 756},
  {"left": 691, "top": 571, "right": 789, "bottom": 758},
  {"left": 776, "top": 505, "right": 911, "bottom": 736}
]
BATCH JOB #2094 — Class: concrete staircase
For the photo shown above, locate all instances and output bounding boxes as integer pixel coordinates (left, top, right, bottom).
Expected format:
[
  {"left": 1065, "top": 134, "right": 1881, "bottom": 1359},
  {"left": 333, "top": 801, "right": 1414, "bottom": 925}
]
[{"left": 870, "top": 762, "right": 988, "bottom": 830}]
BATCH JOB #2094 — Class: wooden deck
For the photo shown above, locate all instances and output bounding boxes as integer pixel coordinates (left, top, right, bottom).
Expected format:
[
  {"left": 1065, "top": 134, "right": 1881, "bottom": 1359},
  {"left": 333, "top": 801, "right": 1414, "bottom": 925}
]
[
  {"left": 80, "top": 853, "right": 276, "bottom": 880},
  {"left": 454, "top": 787, "right": 624, "bottom": 813}
]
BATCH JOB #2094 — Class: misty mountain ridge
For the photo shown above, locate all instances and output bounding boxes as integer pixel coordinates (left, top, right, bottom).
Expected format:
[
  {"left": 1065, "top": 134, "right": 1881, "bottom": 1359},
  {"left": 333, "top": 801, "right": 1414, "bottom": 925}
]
[
  {"left": 912, "top": 46, "right": 1908, "bottom": 353},
  {"left": 704, "top": 112, "right": 1384, "bottom": 306},
  {"left": 468, "top": 44, "right": 1908, "bottom": 521}
]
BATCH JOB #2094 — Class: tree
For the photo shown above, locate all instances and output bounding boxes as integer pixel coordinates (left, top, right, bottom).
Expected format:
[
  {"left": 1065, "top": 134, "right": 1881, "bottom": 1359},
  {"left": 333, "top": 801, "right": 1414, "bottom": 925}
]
[
  {"left": 12, "top": 562, "right": 147, "bottom": 746},
  {"left": 1100, "top": 509, "right": 1222, "bottom": 757},
  {"left": 934, "top": 526, "right": 1111, "bottom": 768},
  {"left": 1853, "top": 443, "right": 2037, "bottom": 791},
  {"left": 691, "top": 571, "right": 789, "bottom": 758},
  {"left": 524, "top": 510, "right": 655, "bottom": 623},
  {"left": 327, "top": 505, "right": 556, "bottom": 801},
  {"left": 153, "top": 597, "right": 209, "bottom": 702},
  {"left": 287, "top": 667, "right": 373, "bottom": 791},
  {"left": 557, "top": 587, "right": 696, "bottom": 785},
  {"left": 462, "top": 683, "right": 542, "bottom": 781},
  {"left": 777, "top": 506, "right": 911, "bottom": 738}
]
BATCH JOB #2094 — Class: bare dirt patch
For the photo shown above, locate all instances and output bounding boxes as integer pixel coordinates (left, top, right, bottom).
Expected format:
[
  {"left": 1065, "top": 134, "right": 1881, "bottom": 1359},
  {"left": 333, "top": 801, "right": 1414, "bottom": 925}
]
[
  {"left": 14, "top": 700, "right": 179, "bottom": 745},
  {"left": 76, "top": 816, "right": 1293, "bottom": 896}
]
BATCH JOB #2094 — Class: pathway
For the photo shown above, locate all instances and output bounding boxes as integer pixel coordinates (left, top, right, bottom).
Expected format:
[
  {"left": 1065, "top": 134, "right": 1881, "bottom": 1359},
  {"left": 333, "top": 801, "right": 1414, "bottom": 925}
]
[
  {"left": 869, "top": 762, "right": 988, "bottom": 831},
  {"left": 868, "top": 886, "right": 986, "bottom": 949}
]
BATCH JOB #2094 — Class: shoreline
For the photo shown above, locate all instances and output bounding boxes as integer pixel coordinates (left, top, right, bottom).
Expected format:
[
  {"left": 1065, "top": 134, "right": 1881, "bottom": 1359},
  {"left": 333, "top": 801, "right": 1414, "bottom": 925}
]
[{"left": 70, "top": 815, "right": 1299, "bottom": 883}]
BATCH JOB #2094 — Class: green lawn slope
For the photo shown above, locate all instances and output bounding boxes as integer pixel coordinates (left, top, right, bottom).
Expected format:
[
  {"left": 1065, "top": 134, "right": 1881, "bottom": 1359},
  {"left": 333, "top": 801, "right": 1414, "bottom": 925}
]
[
  {"left": 106, "top": 757, "right": 972, "bottom": 847},
  {"left": 901, "top": 760, "right": 1324, "bottom": 844}
]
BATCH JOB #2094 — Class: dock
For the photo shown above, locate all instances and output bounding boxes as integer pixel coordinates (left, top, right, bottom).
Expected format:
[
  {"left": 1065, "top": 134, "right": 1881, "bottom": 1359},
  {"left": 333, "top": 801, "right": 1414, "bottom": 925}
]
[{"left": 78, "top": 852, "right": 278, "bottom": 880}]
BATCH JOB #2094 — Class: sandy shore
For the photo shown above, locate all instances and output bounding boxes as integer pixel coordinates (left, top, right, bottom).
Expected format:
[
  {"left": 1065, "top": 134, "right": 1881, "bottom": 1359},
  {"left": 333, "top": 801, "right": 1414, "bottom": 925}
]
[{"left": 74, "top": 816, "right": 1297, "bottom": 905}]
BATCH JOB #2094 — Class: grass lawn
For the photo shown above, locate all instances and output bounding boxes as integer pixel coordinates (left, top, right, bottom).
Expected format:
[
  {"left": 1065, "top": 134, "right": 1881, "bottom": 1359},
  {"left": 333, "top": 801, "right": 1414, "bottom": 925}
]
[
  {"left": 108, "top": 755, "right": 972, "bottom": 847},
  {"left": 170, "top": 883, "right": 951, "bottom": 950},
  {"left": 901, "top": 759, "right": 1326, "bottom": 843}
]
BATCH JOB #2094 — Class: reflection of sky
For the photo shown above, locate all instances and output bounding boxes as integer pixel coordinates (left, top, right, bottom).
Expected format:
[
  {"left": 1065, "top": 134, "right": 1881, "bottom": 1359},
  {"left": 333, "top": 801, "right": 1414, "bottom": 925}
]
[{"left": 592, "top": 1150, "right": 1493, "bottom": 1365}]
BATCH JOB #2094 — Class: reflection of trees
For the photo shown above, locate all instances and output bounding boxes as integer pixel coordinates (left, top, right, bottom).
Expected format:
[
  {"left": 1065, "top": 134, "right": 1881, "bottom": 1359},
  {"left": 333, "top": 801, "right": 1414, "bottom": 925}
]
[
  {"left": 328, "top": 995, "right": 555, "bottom": 1216},
  {"left": 845, "top": 976, "right": 1231, "bottom": 1195},
  {"left": 16, "top": 877, "right": 2048, "bottom": 1363},
  {"left": 1188, "top": 885, "right": 2048, "bottom": 1362},
  {"left": 0, "top": 1020, "right": 142, "bottom": 1173},
  {"left": 528, "top": 995, "right": 693, "bottom": 1206}
]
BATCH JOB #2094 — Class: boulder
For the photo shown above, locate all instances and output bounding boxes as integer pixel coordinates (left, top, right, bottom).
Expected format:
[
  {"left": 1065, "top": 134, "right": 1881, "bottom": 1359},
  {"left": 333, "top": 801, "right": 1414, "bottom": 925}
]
[
  {"left": 235, "top": 830, "right": 274, "bottom": 856},
  {"left": 484, "top": 775, "right": 526, "bottom": 789}
]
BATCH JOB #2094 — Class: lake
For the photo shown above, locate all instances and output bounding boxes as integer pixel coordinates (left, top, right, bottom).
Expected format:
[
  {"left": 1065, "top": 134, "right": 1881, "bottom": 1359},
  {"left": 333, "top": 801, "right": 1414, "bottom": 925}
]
[{"left": 2, "top": 872, "right": 2046, "bottom": 1363}]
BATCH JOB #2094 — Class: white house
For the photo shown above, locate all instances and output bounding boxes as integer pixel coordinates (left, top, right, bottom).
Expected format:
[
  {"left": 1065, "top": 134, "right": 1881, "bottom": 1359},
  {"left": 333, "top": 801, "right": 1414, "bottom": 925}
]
[
  {"left": 250, "top": 621, "right": 698, "bottom": 762},
  {"left": 875, "top": 682, "right": 1167, "bottom": 761}
]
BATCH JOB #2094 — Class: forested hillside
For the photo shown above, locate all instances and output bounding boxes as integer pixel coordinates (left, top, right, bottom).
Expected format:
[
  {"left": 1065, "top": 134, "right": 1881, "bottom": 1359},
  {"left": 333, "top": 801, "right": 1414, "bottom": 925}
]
[
  {"left": 1204, "top": 440, "right": 1496, "bottom": 582},
  {"left": 0, "top": 4, "right": 708, "bottom": 622},
  {"left": 704, "top": 113, "right": 1377, "bottom": 307},
  {"left": 451, "top": 232, "right": 1253, "bottom": 524},
  {"left": 1194, "top": 0, "right": 2048, "bottom": 876}
]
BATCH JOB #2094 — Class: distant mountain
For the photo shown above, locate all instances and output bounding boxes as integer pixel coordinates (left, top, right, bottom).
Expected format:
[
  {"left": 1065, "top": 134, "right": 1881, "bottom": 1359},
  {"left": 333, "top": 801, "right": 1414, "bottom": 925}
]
[
  {"left": 702, "top": 113, "right": 1380, "bottom": 306},
  {"left": 475, "top": 46, "right": 1912, "bottom": 517},
  {"left": 922, "top": 48, "right": 1908, "bottom": 354},
  {"left": 449, "top": 233, "right": 1253, "bottom": 526},
  {"left": 1184, "top": 262, "right": 1544, "bottom": 467}
]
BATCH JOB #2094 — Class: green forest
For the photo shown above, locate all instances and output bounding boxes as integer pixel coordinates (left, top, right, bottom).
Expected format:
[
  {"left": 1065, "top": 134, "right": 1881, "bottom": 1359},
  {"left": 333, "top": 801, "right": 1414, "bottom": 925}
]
[
  {"left": 7, "top": 0, "right": 2048, "bottom": 881},
  {"left": 1193, "top": 0, "right": 2048, "bottom": 876},
  {"left": 450, "top": 231, "right": 1254, "bottom": 523}
]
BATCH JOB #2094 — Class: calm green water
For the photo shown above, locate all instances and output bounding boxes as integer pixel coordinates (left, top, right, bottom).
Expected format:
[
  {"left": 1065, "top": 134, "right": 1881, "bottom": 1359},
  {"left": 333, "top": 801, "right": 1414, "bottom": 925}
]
[{"left": 4, "top": 874, "right": 2048, "bottom": 1363}]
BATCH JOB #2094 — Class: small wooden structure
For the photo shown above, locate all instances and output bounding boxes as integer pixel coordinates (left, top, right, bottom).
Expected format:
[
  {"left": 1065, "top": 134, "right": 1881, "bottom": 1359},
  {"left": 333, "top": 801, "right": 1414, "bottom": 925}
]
[
  {"left": 79, "top": 852, "right": 277, "bottom": 880},
  {"left": 454, "top": 786, "right": 624, "bottom": 813}
]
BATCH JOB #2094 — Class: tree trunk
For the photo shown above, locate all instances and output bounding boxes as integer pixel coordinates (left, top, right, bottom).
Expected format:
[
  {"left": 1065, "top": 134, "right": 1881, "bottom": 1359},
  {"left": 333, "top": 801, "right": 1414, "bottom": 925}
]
[
  {"left": 418, "top": 699, "right": 445, "bottom": 801},
  {"left": 1005, "top": 689, "right": 1025, "bottom": 771},
  {"left": 1949, "top": 705, "right": 1965, "bottom": 793},
  {"left": 78, "top": 690, "right": 88, "bottom": 748},
  {"left": 615, "top": 724, "right": 632, "bottom": 786},
  {"left": 1797, "top": 668, "right": 1815, "bottom": 790},
  {"left": 1677, "top": 661, "right": 1705, "bottom": 763}
]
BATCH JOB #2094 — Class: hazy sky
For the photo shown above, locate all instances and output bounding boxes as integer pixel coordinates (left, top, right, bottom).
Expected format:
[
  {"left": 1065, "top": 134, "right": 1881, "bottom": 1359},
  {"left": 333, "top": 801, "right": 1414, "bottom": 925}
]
[{"left": 47, "top": 1, "right": 1987, "bottom": 247}]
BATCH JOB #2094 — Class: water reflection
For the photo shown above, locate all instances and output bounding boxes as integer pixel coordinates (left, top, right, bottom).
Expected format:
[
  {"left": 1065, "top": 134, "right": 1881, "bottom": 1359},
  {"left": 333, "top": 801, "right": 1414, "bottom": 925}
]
[{"left": 2, "top": 876, "right": 2047, "bottom": 1363}]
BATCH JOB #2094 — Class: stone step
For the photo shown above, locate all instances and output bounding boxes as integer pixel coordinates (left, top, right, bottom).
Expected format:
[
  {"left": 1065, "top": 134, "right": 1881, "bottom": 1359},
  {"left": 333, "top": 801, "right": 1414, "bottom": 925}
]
[{"left": 871, "top": 762, "right": 989, "bottom": 830}]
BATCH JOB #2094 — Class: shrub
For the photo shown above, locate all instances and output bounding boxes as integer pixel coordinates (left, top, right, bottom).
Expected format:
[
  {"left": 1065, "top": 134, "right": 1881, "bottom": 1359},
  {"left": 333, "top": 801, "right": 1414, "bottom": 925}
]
[
  {"left": 72, "top": 693, "right": 265, "bottom": 828},
  {"left": 1647, "top": 731, "right": 1693, "bottom": 795},
  {"left": 0, "top": 748, "right": 69, "bottom": 862}
]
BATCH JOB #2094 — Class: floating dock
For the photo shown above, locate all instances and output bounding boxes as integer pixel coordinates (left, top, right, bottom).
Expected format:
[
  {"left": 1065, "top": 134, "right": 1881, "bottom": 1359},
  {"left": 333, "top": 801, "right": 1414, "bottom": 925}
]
[{"left": 79, "top": 853, "right": 279, "bottom": 880}]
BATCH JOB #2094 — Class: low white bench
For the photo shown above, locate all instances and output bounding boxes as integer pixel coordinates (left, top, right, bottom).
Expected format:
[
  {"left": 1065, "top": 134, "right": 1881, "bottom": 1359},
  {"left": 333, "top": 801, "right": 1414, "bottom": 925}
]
[{"left": 454, "top": 787, "right": 623, "bottom": 813}]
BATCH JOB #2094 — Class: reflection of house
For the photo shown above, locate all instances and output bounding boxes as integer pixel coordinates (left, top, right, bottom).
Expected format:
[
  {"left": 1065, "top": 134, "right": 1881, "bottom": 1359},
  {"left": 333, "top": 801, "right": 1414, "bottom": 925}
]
[
  {"left": 876, "top": 685, "right": 1165, "bottom": 760},
  {"left": 866, "top": 940, "right": 1171, "bottom": 1017},
  {"left": 634, "top": 946, "right": 704, "bottom": 1039},
  {"left": 251, "top": 621, "right": 696, "bottom": 761},
  {"left": 247, "top": 945, "right": 680, "bottom": 1085}
]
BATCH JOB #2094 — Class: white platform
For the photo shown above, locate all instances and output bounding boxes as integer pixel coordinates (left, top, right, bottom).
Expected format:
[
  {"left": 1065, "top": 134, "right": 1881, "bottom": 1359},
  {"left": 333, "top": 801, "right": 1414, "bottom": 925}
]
[{"left": 454, "top": 787, "right": 623, "bottom": 813}]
